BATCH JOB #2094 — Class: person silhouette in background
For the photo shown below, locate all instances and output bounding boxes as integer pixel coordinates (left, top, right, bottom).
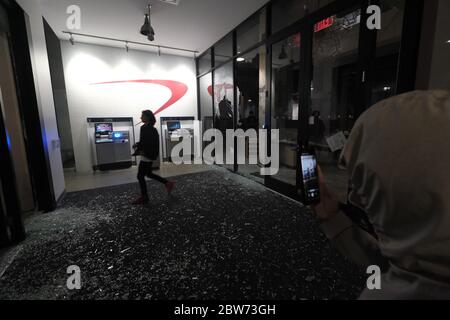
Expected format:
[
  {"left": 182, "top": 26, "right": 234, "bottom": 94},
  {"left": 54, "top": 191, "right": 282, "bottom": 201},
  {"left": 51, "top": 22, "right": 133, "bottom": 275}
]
[
  {"left": 309, "top": 110, "right": 326, "bottom": 143},
  {"left": 246, "top": 111, "right": 258, "bottom": 131},
  {"left": 312, "top": 90, "right": 450, "bottom": 299},
  {"left": 132, "top": 110, "right": 175, "bottom": 205}
]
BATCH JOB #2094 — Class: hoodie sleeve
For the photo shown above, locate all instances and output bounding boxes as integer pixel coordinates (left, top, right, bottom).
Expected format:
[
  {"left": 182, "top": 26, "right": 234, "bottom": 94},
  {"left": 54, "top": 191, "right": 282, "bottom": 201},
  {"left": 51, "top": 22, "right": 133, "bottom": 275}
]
[
  {"left": 319, "top": 115, "right": 387, "bottom": 268},
  {"left": 320, "top": 212, "right": 386, "bottom": 268}
]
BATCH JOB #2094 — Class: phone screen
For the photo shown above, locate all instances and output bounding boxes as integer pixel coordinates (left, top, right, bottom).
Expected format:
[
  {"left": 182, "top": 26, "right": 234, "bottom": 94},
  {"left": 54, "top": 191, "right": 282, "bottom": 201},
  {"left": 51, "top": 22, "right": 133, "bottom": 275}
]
[{"left": 300, "top": 154, "right": 320, "bottom": 204}]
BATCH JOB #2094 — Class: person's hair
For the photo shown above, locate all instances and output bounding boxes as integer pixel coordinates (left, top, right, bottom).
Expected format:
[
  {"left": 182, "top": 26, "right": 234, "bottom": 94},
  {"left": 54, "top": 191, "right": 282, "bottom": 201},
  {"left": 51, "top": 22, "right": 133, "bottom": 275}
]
[{"left": 142, "top": 110, "right": 156, "bottom": 126}]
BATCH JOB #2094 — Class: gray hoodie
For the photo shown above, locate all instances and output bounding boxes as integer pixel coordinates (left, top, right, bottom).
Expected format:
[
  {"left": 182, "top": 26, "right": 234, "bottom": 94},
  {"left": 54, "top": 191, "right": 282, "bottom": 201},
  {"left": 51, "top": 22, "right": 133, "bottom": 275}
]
[{"left": 321, "top": 90, "right": 450, "bottom": 300}]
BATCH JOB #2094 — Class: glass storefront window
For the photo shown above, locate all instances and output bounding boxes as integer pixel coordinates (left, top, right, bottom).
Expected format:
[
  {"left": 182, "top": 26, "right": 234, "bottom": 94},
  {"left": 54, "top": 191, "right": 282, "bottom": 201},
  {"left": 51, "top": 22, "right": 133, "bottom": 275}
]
[
  {"left": 370, "top": 0, "right": 405, "bottom": 105},
  {"left": 236, "top": 46, "right": 266, "bottom": 183},
  {"left": 198, "top": 49, "right": 212, "bottom": 75},
  {"left": 310, "top": 7, "right": 361, "bottom": 202},
  {"left": 271, "top": 33, "right": 301, "bottom": 187},
  {"left": 215, "top": 34, "right": 233, "bottom": 65},
  {"left": 237, "top": 9, "right": 266, "bottom": 54},
  {"left": 199, "top": 73, "right": 214, "bottom": 154},
  {"left": 271, "top": 0, "right": 333, "bottom": 35}
]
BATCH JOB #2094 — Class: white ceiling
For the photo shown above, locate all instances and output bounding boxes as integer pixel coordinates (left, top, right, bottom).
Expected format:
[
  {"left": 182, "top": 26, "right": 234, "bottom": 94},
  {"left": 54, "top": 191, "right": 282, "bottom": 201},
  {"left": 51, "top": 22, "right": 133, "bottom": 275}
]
[{"left": 39, "top": 0, "right": 270, "bottom": 57}]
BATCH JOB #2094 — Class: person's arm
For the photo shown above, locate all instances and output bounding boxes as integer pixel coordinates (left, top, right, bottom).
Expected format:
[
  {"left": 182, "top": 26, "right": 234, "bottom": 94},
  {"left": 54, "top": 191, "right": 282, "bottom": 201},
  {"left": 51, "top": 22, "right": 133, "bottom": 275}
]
[
  {"left": 134, "top": 126, "right": 147, "bottom": 151},
  {"left": 313, "top": 167, "right": 385, "bottom": 267}
]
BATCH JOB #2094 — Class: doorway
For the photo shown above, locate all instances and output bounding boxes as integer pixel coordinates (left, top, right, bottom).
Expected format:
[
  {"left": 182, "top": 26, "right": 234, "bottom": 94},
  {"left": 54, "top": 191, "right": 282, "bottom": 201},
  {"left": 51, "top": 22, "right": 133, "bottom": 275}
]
[
  {"left": 0, "top": 31, "right": 35, "bottom": 213},
  {"left": 0, "top": 21, "right": 27, "bottom": 245},
  {"left": 266, "top": 32, "right": 302, "bottom": 193}
]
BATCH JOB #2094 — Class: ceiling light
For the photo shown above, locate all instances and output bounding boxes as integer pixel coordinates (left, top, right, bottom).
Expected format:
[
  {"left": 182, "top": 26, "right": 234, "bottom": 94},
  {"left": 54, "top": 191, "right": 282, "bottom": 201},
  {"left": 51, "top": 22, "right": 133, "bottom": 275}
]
[
  {"left": 158, "top": 0, "right": 180, "bottom": 5},
  {"left": 236, "top": 57, "right": 245, "bottom": 62},
  {"left": 447, "top": 39, "right": 450, "bottom": 44},
  {"left": 140, "top": 4, "right": 155, "bottom": 42}
]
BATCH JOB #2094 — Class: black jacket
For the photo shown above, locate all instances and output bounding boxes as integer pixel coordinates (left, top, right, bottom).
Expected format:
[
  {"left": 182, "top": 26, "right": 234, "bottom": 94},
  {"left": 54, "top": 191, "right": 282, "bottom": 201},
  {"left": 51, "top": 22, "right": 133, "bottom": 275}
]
[{"left": 136, "top": 124, "right": 160, "bottom": 160}]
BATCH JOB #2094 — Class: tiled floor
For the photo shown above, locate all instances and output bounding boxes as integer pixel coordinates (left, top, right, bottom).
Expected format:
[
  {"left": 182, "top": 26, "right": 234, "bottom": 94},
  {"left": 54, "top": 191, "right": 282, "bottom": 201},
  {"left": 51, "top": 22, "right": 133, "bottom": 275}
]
[{"left": 64, "top": 163, "right": 212, "bottom": 193}]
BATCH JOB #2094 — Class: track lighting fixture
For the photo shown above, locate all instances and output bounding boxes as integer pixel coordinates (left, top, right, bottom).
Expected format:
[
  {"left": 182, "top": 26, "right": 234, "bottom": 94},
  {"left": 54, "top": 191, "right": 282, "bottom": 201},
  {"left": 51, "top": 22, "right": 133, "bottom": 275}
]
[{"left": 62, "top": 31, "right": 199, "bottom": 56}]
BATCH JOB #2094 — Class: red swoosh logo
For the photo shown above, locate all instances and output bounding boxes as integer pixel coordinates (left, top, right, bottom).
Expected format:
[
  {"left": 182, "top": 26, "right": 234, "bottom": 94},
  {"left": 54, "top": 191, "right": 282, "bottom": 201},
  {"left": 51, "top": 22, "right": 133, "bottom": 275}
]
[{"left": 91, "top": 80, "right": 188, "bottom": 115}]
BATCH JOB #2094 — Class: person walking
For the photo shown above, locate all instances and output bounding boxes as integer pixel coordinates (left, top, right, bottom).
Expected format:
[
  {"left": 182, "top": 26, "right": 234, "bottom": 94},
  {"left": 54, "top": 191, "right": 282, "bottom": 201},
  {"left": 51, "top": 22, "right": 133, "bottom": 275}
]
[{"left": 132, "top": 110, "right": 175, "bottom": 205}]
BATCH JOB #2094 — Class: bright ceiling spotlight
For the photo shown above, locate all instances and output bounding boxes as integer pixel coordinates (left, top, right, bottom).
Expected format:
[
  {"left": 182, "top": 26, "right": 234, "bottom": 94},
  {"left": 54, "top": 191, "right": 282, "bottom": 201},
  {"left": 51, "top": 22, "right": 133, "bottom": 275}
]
[
  {"left": 140, "top": 4, "right": 155, "bottom": 42},
  {"left": 236, "top": 57, "right": 245, "bottom": 62}
]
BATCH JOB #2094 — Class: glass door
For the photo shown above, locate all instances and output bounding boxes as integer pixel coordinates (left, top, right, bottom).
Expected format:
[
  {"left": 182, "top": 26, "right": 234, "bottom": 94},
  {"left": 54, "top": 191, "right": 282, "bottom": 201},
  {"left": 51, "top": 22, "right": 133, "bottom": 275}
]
[
  {"left": 266, "top": 32, "right": 302, "bottom": 195},
  {"left": 235, "top": 46, "right": 266, "bottom": 184},
  {"left": 309, "top": 5, "right": 363, "bottom": 202}
]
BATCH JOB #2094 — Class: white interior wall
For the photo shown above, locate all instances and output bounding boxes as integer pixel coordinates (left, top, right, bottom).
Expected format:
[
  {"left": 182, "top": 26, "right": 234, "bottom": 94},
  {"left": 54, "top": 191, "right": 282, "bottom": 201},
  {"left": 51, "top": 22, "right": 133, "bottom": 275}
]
[
  {"left": 16, "top": 0, "right": 65, "bottom": 201},
  {"left": 60, "top": 41, "right": 198, "bottom": 173}
]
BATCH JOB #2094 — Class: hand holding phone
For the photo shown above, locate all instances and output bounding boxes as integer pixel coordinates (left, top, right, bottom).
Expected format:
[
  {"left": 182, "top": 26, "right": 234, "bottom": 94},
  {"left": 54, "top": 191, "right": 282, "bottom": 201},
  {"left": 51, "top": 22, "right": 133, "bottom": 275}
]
[
  {"left": 311, "top": 166, "right": 340, "bottom": 221},
  {"left": 298, "top": 152, "right": 321, "bottom": 205}
]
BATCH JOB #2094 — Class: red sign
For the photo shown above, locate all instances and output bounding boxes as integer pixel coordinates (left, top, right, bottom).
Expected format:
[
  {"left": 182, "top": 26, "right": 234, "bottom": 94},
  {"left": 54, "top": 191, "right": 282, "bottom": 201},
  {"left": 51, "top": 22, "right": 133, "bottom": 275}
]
[{"left": 314, "top": 16, "right": 335, "bottom": 33}]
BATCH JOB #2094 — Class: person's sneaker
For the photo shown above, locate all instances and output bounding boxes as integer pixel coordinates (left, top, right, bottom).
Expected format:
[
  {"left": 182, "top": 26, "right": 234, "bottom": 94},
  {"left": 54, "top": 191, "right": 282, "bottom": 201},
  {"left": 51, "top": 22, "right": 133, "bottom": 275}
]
[
  {"left": 165, "top": 181, "right": 175, "bottom": 195},
  {"left": 131, "top": 197, "right": 149, "bottom": 205}
]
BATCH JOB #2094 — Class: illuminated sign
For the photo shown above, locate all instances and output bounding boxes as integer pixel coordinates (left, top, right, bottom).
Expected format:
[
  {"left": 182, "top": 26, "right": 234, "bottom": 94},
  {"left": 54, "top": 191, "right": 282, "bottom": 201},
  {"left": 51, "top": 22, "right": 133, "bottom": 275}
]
[{"left": 314, "top": 16, "right": 335, "bottom": 33}]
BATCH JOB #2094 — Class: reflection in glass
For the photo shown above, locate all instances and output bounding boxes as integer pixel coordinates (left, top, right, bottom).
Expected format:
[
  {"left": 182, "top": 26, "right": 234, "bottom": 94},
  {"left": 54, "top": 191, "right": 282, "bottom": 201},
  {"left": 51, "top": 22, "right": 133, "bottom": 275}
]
[
  {"left": 370, "top": 0, "right": 405, "bottom": 105},
  {"left": 199, "top": 74, "right": 213, "bottom": 154},
  {"left": 215, "top": 34, "right": 233, "bottom": 65},
  {"left": 271, "top": 33, "right": 301, "bottom": 187},
  {"left": 198, "top": 49, "right": 212, "bottom": 75},
  {"left": 311, "top": 8, "right": 361, "bottom": 202},
  {"left": 271, "top": 0, "right": 333, "bottom": 35},
  {"left": 214, "top": 62, "right": 234, "bottom": 170},
  {"left": 235, "top": 46, "right": 266, "bottom": 183},
  {"left": 237, "top": 9, "right": 266, "bottom": 54}
]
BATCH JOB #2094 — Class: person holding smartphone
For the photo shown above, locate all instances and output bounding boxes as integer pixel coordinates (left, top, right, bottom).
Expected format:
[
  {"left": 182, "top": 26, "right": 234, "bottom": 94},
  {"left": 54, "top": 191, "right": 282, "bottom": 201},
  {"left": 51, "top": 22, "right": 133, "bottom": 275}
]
[
  {"left": 311, "top": 90, "right": 450, "bottom": 300},
  {"left": 132, "top": 110, "right": 175, "bottom": 205}
]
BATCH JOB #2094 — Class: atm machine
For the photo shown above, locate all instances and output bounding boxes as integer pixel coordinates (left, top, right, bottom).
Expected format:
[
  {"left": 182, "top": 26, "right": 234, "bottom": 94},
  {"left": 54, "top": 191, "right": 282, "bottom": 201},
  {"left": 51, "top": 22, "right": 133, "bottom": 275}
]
[
  {"left": 93, "top": 123, "right": 133, "bottom": 171},
  {"left": 163, "top": 121, "right": 194, "bottom": 162}
]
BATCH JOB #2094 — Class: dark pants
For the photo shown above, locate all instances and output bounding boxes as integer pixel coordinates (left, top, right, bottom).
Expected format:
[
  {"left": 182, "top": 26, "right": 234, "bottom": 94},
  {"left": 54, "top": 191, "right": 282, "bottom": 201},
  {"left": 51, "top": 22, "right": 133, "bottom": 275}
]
[{"left": 137, "top": 161, "right": 168, "bottom": 199}]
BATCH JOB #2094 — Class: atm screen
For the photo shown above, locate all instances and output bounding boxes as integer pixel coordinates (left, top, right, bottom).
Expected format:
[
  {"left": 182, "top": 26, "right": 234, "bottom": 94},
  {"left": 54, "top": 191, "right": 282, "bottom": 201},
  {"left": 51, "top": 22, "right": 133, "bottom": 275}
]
[
  {"left": 167, "top": 121, "right": 181, "bottom": 131},
  {"left": 95, "top": 123, "right": 113, "bottom": 133}
]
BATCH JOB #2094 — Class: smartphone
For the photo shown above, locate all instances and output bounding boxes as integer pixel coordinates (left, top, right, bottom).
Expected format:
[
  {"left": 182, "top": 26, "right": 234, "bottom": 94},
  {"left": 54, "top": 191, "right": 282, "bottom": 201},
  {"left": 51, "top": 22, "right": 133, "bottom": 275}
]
[{"left": 298, "top": 152, "right": 321, "bottom": 205}]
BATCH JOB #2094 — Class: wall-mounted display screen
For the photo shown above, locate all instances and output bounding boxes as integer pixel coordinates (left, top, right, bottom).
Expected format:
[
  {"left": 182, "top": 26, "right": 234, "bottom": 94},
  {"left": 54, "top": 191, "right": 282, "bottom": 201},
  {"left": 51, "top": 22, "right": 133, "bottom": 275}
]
[
  {"left": 167, "top": 121, "right": 181, "bottom": 131},
  {"left": 95, "top": 123, "right": 113, "bottom": 133}
]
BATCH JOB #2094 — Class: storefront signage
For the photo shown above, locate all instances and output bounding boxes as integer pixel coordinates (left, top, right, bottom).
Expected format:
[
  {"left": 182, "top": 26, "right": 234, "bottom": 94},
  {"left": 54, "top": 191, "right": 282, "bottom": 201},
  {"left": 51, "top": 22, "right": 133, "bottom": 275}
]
[{"left": 314, "top": 16, "right": 335, "bottom": 33}]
